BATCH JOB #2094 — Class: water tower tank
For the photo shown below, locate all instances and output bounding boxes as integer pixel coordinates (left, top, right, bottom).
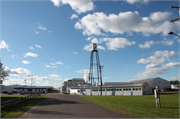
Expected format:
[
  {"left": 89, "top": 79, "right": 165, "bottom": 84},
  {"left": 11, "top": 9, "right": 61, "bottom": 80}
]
[{"left": 92, "top": 43, "right": 97, "bottom": 51}]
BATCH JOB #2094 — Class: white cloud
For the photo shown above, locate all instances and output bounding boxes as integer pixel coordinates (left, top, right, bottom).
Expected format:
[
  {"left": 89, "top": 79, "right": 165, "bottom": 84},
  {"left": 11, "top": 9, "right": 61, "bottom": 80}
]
[
  {"left": 34, "top": 30, "right": 39, "bottom": 34},
  {"left": 48, "top": 31, "right": 52, "bottom": 33},
  {"left": 103, "top": 38, "right": 135, "bottom": 50},
  {"left": 67, "top": 66, "right": 70, "bottom": 68},
  {"left": 137, "top": 50, "right": 175, "bottom": 64},
  {"left": 50, "top": 0, "right": 94, "bottom": 14},
  {"left": 52, "top": 66, "right": 57, "bottom": 68},
  {"left": 76, "top": 69, "right": 90, "bottom": 74},
  {"left": 125, "top": 0, "right": 150, "bottom": 4},
  {"left": 72, "top": 52, "right": 78, "bottom": 54},
  {"left": 70, "top": 14, "right": 78, "bottom": 19},
  {"left": 139, "top": 38, "right": 174, "bottom": 49},
  {"left": 28, "top": 46, "right": 34, "bottom": 50},
  {"left": 139, "top": 40, "right": 158, "bottom": 49},
  {"left": 135, "top": 62, "right": 180, "bottom": 79},
  {"left": 84, "top": 43, "right": 92, "bottom": 51},
  {"left": 22, "top": 60, "right": 31, "bottom": 64},
  {"left": 24, "top": 52, "right": 38, "bottom": 58},
  {"left": 11, "top": 54, "right": 19, "bottom": 59},
  {"left": 161, "top": 38, "right": 174, "bottom": 46},
  {"left": 50, "top": 63, "right": 56, "bottom": 65},
  {"left": 49, "top": 74, "right": 60, "bottom": 78},
  {"left": 75, "top": 11, "right": 175, "bottom": 36},
  {"left": 36, "top": 23, "right": 47, "bottom": 31},
  {"left": 171, "top": 75, "right": 180, "bottom": 80},
  {"left": 35, "top": 44, "right": 42, "bottom": 48},
  {"left": 5, "top": 67, "right": 31, "bottom": 78},
  {"left": 0, "top": 40, "right": 10, "bottom": 51},
  {"left": 98, "top": 45, "right": 105, "bottom": 50},
  {"left": 56, "top": 61, "right": 63, "bottom": 65}
]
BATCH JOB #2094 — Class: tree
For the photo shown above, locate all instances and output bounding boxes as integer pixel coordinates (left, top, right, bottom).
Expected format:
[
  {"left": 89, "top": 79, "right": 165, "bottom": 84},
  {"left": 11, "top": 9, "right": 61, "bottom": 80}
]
[
  {"left": 0, "top": 61, "right": 9, "bottom": 84},
  {"left": 170, "top": 80, "right": 180, "bottom": 86}
]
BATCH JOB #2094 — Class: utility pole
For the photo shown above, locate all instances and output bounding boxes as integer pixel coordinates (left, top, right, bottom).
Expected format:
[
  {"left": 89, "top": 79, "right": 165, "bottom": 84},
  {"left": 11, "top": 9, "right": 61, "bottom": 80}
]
[
  {"left": 99, "top": 65, "right": 103, "bottom": 96},
  {"left": 31, "top": 75, "right": 33, "bottom": 94},
  {"left": 170, "top": 5, "right": 180, "bottom": 23}
]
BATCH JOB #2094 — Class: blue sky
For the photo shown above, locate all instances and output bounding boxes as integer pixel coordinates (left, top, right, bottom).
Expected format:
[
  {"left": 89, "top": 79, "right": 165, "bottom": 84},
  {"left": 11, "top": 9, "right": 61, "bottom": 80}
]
[{"left": 1, "top": 0, "right": 180, "bottom": 88}]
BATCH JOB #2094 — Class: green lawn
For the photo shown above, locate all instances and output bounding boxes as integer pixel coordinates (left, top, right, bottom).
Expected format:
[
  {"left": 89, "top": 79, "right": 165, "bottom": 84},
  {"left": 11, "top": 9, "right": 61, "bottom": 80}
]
[
  {"left": 1, "top": 95, "right": 46, "bottom": 118},
  {"left": 80, "top": 93, "right": 179, "bottom": 118}
]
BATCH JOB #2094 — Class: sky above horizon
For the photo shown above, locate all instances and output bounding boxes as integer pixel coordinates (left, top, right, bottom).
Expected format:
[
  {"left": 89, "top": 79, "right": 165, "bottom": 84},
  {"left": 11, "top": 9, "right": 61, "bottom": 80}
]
[{"left": 1, "top": 0, "right": 180, "bottom": 88}]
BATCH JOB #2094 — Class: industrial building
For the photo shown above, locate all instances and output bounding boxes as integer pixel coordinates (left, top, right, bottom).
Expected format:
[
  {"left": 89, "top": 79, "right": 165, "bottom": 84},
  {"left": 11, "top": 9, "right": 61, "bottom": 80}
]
[
  {"left": 70, "top": 77, "right": 170, "bottom": 96},
  {"left": 61, "top": 78, "right": 89, "bottom": 93},
  {"left": 1, "top": 84, "right": 53, "bottom": 93},
  {"left": 63, "top": 44, "right": 171, "bottom": 96}
]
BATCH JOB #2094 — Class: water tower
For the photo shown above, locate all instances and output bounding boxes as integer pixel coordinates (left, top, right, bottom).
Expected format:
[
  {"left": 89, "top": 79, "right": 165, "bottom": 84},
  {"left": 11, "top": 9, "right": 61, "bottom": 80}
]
[{"left": 89, "top": 43, "right": 103, "bottom": 86}]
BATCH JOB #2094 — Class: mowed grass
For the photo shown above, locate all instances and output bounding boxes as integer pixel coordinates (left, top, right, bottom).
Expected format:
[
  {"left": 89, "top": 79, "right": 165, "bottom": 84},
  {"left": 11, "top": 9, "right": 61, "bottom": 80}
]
[
  {"left": 1, "top": 95, "right": 46, "bottom": 118},
  {"left": 80, "top": 93, "right": 179, "bottom": 118}
]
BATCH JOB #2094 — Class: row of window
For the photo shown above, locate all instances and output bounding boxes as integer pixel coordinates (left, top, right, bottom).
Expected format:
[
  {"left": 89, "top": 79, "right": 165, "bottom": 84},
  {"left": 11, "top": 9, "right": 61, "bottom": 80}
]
[{"left": 92, "top": 88, "right": 142, "bottom": 91}]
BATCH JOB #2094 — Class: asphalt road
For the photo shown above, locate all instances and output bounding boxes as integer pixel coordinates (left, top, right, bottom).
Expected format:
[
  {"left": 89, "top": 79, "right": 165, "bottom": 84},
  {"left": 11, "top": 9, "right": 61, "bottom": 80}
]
[{"left": 17, "top": 93, "right": 131, "bottom": 118}]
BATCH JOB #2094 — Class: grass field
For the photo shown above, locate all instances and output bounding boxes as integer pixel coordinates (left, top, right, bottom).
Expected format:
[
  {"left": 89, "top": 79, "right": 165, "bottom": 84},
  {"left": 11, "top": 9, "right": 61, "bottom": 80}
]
[
  {"left": 80, "top": 93, "right": 179, "bottom": 118},
  {"left": 1, "top": 95, "right": 46, "bottom": 118}
]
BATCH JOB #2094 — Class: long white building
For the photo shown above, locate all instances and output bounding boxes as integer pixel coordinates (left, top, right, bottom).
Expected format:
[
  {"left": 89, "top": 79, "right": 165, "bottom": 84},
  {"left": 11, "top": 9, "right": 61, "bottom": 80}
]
[
  {"left": 70, "top": 77, "right": 170, "bottom": 96},
  {"left": 1, "top": 84, "right": 53, "bottom": 93}
]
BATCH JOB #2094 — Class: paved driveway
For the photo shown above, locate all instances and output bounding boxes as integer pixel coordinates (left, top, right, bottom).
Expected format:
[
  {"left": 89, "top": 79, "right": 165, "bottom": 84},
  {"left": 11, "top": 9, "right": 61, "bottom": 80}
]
[{"left": 18, "top": 93, "right": 131, "bottom": 118}]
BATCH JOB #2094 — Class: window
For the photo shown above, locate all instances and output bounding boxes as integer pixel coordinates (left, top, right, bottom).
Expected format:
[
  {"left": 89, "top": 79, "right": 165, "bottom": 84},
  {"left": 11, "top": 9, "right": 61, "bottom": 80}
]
[
  {"left": 139, "top": 88, "right": 141, "bottom": 90},
  {"left": 120, "top": 89, "right": 122, "bottom": 91},
  {"left": 129, "top": 88, "right": 131, "bottom": 91},
  {"left": 126, "top": 88, "right": 128, "bottom": 91},
  {"left": 123, "top": 88, "right": 126, "bottom": 91}
]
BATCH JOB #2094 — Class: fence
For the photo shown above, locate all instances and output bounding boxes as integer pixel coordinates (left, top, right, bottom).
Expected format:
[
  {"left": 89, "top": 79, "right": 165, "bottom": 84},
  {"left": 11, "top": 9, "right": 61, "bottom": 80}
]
[{"left": 1, "top": 93, "right": 41, "bottom": 109}]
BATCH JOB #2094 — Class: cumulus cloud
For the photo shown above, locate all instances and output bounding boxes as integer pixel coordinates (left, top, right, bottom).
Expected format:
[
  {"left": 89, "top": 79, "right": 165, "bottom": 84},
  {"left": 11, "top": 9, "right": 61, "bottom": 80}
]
[
  {"left": 137, "top": 50, "right": 175, "bottom": 64},
  {"left": 49, "top": 74, "right": 61, "bottom": 78},
  {"left": 36, "top": 23, "right": 47, "bottom": 31},
  {"left": 72, "top": 52, "right": 78, "bottom": 54},
  {"left": 139, "top": 38, "right": 174, "bottom": 49},
  {"left": 139, "top": 40, "right": 158, "bottom": 49},
  {"left": 22, "top": 60, "right": 31, "bottom": 64},
  {"left": 28, "top": 46, "right": 34, "bottom": 50},
  {"left": 125, "top": 0, "right": 150, "bottom": 4},
  {"left": 75, "top": 11, "right": 175, "bottom": 36},
  {"left": 35, "top": 44, "right": 42, "bottom": 48},
  {"left": 45, "top": 61, "right": 63, "bottom": 68},
  {"left": 56, "top": 61, "right": 63, "bottom": 65},
  {"left": 34, "top": 30, "right": 39, "bottom": 34},
  {"left": 161, "top": 38, "right": 174, "bottom": 45},
  {"left": 135, "top": 62, "right": 180, "bottom": 79},
  {"left": 5, "top": 67, "right": 31, "bottom": 78},
  {"left": 103, "top": 38, "right": 135, "bottom": 50},
  {"left": 97, "top": 45, "right": 105, "bottom": 50},
  {"left": 0, "top": 40, "right": 10, "bottom": 51},
  {"left": 84, "top": 43, "right": 92, "bottom": 51},
  {"left": 24, "top": 52, "right": 38, "bottom": 58},
  {"left": 51, "top": 0, "right": 94, "bottom": 14},
  {"left": 70, "top": 14, "right": 78, "bottom": 19}
]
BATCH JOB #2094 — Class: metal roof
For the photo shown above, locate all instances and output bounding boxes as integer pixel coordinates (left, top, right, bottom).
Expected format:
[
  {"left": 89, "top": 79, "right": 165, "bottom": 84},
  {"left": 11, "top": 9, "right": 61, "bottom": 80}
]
[{"left": 71, "top": 83, "right": 144, "bottom": 89}]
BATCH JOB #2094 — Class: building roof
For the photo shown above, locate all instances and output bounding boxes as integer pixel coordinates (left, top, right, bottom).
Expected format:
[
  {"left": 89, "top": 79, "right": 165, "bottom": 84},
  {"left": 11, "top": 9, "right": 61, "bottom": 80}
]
[
  {"left": 71, "top": 82, "right": 145, "bottom": 89},
  {"left": 129, "top": 77, "right": 168, "bottom": 84}
]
